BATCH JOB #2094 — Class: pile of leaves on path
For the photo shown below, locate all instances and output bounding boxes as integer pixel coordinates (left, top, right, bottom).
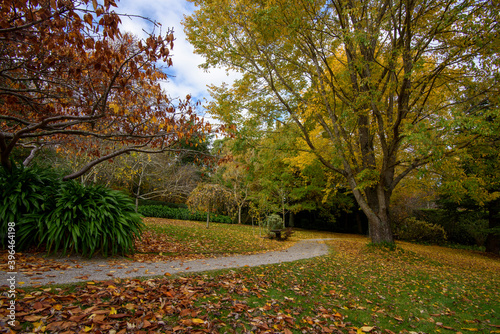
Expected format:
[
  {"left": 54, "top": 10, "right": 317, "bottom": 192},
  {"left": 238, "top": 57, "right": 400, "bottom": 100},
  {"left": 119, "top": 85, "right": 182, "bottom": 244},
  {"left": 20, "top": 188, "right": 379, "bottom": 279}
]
[{"left": 0, "top": 251, "right": 73, "bottom": 277}]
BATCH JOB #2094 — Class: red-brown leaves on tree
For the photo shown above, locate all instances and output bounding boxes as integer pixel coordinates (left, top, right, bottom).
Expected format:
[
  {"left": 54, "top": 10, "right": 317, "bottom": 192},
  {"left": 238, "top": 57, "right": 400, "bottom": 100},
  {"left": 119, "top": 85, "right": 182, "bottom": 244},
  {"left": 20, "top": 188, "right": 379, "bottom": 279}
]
[{"left": 0, "top": 0, "right": 220, "bottom": 178}]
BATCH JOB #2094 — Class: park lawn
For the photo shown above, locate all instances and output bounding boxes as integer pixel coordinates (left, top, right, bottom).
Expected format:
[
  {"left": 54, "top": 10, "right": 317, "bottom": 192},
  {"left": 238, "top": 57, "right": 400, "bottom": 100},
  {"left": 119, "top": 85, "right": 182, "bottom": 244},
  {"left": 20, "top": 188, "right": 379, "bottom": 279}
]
[
  {"left": 133, "top": 218, "right": 343, "bottom": 262},
  {"left": 132, "top": 217, "right": 296, "bottom": 261},
  {"left": 2, "top": 219, "right": 499, "bottom": 334}
]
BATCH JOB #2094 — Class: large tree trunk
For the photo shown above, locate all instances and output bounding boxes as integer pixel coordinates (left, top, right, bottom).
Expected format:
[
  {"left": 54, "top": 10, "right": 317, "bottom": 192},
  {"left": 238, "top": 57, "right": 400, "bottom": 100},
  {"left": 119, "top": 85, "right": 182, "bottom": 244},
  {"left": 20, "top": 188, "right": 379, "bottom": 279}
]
[
  {"left": 367, "top": 214, "right": 394, "bottom": 244},
  {"left": 364, "top": 188, "right": 394, "bottom": 244},
  {"left": 0, "top": 151, "right": 12, "bottom": 172},
  {"left": 486, "top": 199, "right": 500, "bottom": 254},
  {"left": 350, "top": 178, "right": 394, "bottom": 244}
]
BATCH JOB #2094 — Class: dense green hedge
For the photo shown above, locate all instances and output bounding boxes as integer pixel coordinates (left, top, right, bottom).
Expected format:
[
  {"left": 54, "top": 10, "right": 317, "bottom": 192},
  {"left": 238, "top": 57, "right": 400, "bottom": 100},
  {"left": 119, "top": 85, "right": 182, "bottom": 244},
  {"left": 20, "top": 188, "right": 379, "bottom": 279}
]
[
  {"left": 138, "top": 205, "right": 232, "bottom": 224},
  {"left": 396, "top": 217, "right": 448, "bottom": 245},
  {"left": 1, "top": 164, "right": 144, "bottom": 257},
  {"left": 137, "top": 199, "right": 188, "bottom": 209},
  {"left": 414, "top": 209, "right": 488, "bottom": 246}
]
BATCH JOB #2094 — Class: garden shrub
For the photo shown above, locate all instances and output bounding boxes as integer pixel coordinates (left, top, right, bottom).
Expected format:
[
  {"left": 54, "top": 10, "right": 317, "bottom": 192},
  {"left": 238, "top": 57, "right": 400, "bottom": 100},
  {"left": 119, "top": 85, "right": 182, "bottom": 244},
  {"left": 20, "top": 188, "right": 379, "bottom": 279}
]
[
  {"left": 137, "top": 199, "right": 187, "bottom": 208},
  {"left": 266, "top": 214, "right": 285, "bottom": 239},
  {"left": 138, "top": 205, "right": 232, "bottom": 224},
  {"left": 18, "top": 181, "right": 144, "bottom": 257},
  {"left": 415, "top": 209, "right": 488, "bottom": 246},
  {"left": 397, "top": 217, "right": 448, "bottom": 245},
  {"left": 455, "top": 212, "right": 489, "bottom": 247},
  {"left": 0, "top": 164, "right": 61, "bottom": 248},
  {"left": 1, "top": 164, "right": 144, "bottom": 257}
]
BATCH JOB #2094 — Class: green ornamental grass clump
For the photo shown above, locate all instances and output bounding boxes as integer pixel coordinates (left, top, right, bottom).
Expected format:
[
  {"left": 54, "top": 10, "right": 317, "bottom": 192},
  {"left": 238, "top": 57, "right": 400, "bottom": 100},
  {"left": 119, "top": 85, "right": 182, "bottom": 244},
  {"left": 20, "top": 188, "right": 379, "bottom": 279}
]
[
  {"left": 0, "top": 164, "right": 61, "bottom": 248},
  {"left": 19, "top": 181, "right": 144, "bottom": 257},
  {"left": 1, "top": 164, "right": 144, "bottom": 257}
]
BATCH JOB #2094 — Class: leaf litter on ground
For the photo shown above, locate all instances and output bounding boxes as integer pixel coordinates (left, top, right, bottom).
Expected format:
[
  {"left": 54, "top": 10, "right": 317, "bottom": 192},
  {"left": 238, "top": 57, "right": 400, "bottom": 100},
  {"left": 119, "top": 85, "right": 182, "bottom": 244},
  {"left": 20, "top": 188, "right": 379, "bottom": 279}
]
[{"left": 1, "top": 219, "right": 499, "bottom": 334}]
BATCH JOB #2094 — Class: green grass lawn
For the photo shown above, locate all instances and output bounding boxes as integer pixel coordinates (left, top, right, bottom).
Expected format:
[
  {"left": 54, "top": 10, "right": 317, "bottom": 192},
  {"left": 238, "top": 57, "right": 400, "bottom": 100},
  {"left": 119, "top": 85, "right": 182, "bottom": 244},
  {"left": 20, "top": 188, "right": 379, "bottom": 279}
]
[
  {"left": 2, "top": 219, "right": 499, "bottom": 334},
  {"left": 132, "top": 217, "right": 295, "bottom": 261}
]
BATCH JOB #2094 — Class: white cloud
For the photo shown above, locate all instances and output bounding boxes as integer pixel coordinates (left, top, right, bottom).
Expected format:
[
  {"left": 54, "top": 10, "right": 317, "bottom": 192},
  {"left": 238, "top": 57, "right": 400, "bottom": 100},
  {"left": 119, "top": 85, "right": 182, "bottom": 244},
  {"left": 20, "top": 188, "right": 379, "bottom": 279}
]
[{"left": 116, "top": 0, "right": 240, "bottom": 110}]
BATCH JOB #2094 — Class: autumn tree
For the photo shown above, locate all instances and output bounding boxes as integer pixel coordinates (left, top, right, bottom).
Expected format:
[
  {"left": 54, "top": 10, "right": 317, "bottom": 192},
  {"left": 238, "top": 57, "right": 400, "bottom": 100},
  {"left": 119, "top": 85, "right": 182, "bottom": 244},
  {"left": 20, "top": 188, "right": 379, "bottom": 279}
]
[
  {"left": 184, "top": 0, "right": 499, "bottom": 243},
  {"left": 435, "top": 96, "right": 500, "bottom": 253},
  {"left": 0, "top": 0, "right": 215, "bottom": 180},
  {"left": 187, "top": 183, "right": 233, "bottom": 228},
  {"left": 219, "top": 160, "right": 250, "bottom": 224},
  {"left": 108, "top": 152, "right": 201, "bottom": 211},
  {"left": 42, "top": 139, "right": 206, "bottom": 208}
]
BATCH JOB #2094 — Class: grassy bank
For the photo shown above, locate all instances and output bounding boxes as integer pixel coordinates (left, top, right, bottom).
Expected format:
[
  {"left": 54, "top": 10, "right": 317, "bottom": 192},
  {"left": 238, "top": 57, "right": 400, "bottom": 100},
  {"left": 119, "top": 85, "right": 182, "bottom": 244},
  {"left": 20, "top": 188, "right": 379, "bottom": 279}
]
[
  {"left": 132, "top": 217, "right": 296, "bottom": 261},
  {"left": 1, "top": 219, "right": 499, "bottom": 333}
]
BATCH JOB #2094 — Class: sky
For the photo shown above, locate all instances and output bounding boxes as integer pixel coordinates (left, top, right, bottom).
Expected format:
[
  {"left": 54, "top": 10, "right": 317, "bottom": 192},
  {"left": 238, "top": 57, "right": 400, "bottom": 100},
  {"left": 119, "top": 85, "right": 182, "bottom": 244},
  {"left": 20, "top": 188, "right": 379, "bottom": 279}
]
[{"left": 115, "top": 0, "right": 239, "bottom": 116}]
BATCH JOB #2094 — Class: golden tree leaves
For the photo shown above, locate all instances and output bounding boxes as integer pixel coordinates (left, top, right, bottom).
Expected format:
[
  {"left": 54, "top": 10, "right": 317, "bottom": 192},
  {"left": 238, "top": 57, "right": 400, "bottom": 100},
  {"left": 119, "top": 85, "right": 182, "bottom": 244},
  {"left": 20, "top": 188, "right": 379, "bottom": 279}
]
[
  {"left": 187, "top": 183, "right": 234, "bottom": 227},
  {"left": 184, "top": 0, "right": 500, "bottom": 244}
]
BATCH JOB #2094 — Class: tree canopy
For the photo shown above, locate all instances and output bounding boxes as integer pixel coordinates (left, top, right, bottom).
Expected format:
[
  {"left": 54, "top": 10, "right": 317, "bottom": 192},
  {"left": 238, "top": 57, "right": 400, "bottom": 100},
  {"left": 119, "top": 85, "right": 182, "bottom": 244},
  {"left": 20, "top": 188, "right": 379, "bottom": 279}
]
[
  {"left": 0, "top": 0, "right": 216, "bottom": 179},
  {"left": 184, "top": 0, "right": 500, "bottom": 243}
]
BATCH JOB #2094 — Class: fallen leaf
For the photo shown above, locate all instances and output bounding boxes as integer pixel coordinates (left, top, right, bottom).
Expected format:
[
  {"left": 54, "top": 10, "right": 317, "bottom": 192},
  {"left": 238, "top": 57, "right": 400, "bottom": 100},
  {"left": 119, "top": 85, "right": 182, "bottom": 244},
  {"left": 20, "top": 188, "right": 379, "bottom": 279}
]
[
  {"left": 192, "top": 318, "right": 205, "bottom": 325},
  {"left": 24, "top": 315, "right": 43, "bottom": 322}
]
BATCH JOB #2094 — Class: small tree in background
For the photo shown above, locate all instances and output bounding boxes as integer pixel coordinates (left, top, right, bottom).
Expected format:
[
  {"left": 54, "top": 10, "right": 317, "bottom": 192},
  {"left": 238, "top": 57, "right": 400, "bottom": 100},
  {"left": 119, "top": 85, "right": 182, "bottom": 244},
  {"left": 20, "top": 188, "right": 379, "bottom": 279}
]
[
  {"left": 221, "top": 161, "right": 250, "bottom": 224},
  {"left": 187, "top": 183, "right": 234, "bottom": 228}
]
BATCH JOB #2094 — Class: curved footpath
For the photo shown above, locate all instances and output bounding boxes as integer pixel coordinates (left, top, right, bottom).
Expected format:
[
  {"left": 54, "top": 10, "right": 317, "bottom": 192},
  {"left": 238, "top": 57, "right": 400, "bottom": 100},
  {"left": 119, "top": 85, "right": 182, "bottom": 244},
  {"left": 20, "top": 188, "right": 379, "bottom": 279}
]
[{"left": 1, "top": 239, "right": 334, "bottom": 287}]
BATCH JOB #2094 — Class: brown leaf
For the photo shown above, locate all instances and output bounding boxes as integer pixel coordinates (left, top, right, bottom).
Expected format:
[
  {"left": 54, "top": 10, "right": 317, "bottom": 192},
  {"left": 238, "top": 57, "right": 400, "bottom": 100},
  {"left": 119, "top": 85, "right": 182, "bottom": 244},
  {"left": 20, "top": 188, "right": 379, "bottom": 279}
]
[
  {"left": 24, "top": 315, "right": 43, "bottom": 322},
  {"left": 143, "top": 319, "right": 152, "bottom": 328},
  {"left": 33, "top": 302, "right": 44, "bottom": 310},
  {"left": 46, "top": 321, "right": 65, "bottom": 330},
  {"left": 92, "top": 314, "right": 106, "bottom": 323},
  {"left": 68, "top": 314, "right": 86, "bottom": 322},
  {"left": 180, "top": 309, "right": 192, "bottom": 317}
]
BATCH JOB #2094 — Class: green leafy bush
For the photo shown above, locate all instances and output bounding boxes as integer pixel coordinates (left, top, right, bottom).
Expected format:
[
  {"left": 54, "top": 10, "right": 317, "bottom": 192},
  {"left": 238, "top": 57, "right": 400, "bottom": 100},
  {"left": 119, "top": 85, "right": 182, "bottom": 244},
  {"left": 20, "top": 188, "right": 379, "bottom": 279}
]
[
  {"left": 18, "top": 181, "right": 144, "bottom": 257},
  {"left": 266, "top": 214, "right": 284, "bottom": 239},
  {"left": 415, "top": 209, "right": 488, "bottom": 246},
  {"left": 0, "top": 164, "right": 61, "bottom": 248},
  {"left": 397, "top": 217, "right": 448, "bottom": 245},
  {"left": 138, "top": 205, "right": 232, "bottom": 224}
]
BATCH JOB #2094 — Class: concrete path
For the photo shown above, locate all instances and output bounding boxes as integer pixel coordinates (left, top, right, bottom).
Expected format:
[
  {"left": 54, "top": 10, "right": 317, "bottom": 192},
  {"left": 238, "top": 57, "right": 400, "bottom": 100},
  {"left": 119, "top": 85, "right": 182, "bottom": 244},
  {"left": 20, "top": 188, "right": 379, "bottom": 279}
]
[{"left": 1, "top": 239, "right": 334, "bottom": 287}]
